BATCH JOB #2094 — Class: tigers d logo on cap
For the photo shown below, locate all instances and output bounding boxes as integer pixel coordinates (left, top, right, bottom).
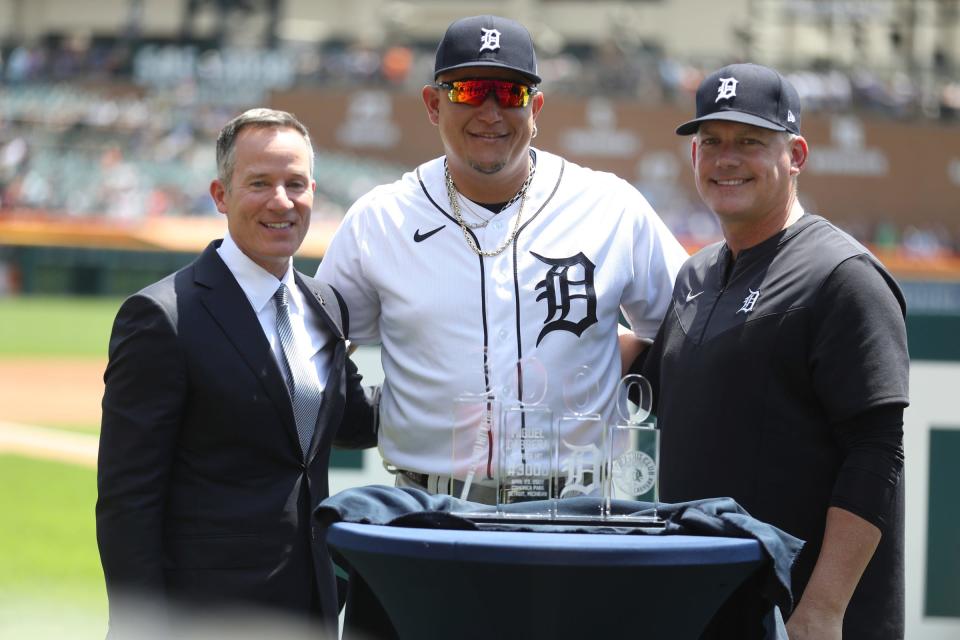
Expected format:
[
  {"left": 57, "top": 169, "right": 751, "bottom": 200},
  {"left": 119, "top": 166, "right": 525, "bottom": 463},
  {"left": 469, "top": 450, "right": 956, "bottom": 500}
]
[
  {"left": 675, "top": 63, "right": 802, "bottom": 136},
  {"left": 434, "top": 15, "right": 542, "bottom": 85},
  {"left": 479, "top": 28, "right": 501, "bottom": 52},
  {"left": 716, "top": 77, "right": 739, "bottom": 102}
]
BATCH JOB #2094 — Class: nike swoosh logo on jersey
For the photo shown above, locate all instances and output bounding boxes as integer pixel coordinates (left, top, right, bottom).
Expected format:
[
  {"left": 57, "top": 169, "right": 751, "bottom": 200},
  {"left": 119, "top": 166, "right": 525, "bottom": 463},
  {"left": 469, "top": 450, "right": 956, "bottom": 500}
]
[
  {"left": 686, "top": 290, "right": 704, "bottom": 302},
  {"left": 414, "top": 225, "right": 446, "bottom": 242}
]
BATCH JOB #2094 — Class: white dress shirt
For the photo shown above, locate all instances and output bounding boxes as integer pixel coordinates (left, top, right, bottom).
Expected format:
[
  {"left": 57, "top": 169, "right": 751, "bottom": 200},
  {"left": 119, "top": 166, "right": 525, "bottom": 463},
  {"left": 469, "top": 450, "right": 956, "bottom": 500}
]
[{"left": 217, "top": 232, "right": 332, "bottom": 393}]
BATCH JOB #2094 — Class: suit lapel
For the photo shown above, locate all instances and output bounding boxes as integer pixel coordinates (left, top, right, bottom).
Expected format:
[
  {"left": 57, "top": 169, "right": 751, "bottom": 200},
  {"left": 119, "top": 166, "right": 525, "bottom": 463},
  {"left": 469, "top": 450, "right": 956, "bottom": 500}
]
[{"left": 194, "top": 242, "right": 299, "bottom": 450}]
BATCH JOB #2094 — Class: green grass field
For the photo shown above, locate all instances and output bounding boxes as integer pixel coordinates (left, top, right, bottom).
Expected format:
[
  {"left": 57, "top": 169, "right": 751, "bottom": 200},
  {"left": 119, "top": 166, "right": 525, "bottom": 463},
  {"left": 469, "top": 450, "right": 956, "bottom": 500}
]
[
  {"left": 0, "top": 455, "right": 106, "bottom": 639},
  {"left": 0, "top": 295, "right": 121, "bottom": 358},
  {"left": 0, "top": 295, "right": 115, "bottom": 637}
]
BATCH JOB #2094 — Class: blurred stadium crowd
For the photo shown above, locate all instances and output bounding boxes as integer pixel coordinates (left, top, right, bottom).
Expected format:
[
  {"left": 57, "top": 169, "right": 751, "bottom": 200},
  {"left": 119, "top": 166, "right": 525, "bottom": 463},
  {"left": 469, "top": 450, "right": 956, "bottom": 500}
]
[{"left": 1, "top": 31, "right": 958, "bottom": 255}]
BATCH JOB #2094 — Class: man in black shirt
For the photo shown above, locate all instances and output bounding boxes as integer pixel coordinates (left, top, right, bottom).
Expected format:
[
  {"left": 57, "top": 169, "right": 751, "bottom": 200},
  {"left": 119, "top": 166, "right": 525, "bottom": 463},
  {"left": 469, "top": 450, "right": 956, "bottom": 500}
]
[{"left": 637, "top": 64, "right": 909, "bottom": 639}]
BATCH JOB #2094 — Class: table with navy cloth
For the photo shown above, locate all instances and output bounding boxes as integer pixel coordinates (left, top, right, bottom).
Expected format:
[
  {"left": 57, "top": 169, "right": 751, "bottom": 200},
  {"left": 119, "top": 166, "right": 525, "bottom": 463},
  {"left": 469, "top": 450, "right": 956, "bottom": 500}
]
[{"left": 316, "top": 486, "right": 803, "bottom": 639}]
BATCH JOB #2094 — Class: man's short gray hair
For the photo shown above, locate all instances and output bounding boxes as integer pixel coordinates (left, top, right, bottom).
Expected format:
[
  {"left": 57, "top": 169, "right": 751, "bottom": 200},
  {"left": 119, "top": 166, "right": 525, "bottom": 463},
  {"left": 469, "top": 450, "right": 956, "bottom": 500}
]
[{"left": 215, "top": 108, "right": 314, "bottom": 187}]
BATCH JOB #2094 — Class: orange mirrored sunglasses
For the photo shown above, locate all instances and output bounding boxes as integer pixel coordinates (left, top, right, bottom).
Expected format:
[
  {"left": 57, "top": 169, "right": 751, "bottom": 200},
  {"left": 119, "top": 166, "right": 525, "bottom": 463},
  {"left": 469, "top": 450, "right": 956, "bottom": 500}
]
[{"left": 435, "top": 79, "right": 539, "bottom": 108}]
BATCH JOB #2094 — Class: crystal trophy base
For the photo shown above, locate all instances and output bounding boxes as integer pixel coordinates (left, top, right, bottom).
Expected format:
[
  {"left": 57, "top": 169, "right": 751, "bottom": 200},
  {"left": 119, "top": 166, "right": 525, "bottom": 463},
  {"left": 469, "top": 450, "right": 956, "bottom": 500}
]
[
  {"left": 498, "top": 404, "right": 555, "bottom": 518},
  {"left": 554, "top": 414, "right": 606, "bottom": 520},
  {"left": 604, "top": 421, "right": 661, "bottom": 524}
]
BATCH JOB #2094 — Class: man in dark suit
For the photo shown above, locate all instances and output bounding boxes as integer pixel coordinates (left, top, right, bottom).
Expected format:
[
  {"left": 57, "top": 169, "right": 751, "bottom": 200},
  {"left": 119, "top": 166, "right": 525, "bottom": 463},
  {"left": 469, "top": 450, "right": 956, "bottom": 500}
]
[{"left": 96, "top": 108, "right": 376, "bottom": 637}]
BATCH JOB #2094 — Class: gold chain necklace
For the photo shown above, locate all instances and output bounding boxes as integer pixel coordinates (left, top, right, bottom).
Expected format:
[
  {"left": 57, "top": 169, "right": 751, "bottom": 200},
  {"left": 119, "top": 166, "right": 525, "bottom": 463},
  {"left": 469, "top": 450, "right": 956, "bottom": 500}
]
[
  {"left": 443, "top": 160, "right": 534, "bottom": 230},
  {"left": 444, "top": 158, "right": 536, "bottom": 257},
  {"left": 455, "top": 193, "right": 495, "bottom": 228}
]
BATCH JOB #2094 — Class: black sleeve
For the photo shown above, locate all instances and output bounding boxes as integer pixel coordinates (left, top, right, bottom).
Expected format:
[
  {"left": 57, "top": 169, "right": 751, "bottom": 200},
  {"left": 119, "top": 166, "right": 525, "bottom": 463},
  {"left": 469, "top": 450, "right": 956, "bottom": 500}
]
[
  {"left": 829, "top": 404, "right": 904, "bottom": 528},
  {"left": 96, "top": 293, "right": 186, "bottom": 620},
  {"left": 326, "top": 282, "right": 378, "bottom": 448},
  {"left": 808, "top": 255, "right": 908, "bottom": 529},
  {"left": 809, "top": 255, "right": 909, "bottom": 423},
  {"left": 333, "top": 353, "right": 379, "bottom": 449}
]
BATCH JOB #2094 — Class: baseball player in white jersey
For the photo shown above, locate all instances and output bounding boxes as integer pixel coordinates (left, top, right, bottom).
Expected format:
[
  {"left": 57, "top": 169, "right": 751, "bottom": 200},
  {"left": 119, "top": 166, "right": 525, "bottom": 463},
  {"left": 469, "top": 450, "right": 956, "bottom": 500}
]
[{"left": 318, "top": 15, "right": 687, "bottom": 502}]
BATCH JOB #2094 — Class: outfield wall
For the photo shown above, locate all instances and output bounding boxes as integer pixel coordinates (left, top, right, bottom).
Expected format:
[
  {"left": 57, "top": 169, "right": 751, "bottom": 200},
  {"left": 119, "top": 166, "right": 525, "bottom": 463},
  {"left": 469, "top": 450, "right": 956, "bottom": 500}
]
[
  {"left": 906, "top": 362, "right": 960, "bottom": 638},
  {"left": 5, "top": 235, "right": 960, "bottom": 298},
  {"left": 900, "top": 310, "right": 960, "bottom": 638}
]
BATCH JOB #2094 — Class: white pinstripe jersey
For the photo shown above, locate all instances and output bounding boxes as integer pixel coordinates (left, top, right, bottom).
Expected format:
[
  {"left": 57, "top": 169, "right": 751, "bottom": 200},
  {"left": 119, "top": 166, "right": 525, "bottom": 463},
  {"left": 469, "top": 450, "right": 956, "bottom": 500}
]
[{"left": 317, "top": 148, "right": 687, "bottom": 478}]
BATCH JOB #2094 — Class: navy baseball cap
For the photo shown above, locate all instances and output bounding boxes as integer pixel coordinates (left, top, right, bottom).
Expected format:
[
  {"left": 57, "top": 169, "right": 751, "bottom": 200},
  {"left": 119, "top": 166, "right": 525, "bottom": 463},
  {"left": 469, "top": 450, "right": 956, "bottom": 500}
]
[
  {"left": 434, "top": 15, "right": 541, "bottom": 84},
  {"left": 676, "top": 63, "right": 801, "bottom": 135}
]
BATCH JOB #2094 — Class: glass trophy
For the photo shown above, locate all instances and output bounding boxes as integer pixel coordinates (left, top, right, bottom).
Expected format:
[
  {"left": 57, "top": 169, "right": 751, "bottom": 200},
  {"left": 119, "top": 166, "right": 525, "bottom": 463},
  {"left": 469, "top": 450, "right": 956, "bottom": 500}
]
[
  {"left": 555, "top": 366, "right": 605, "bottom": 520},
  {"left": 604, "top": 374, "right": 661, "bottom": 522},
  {"left": 450, "top": 391, "right": 500, "bottom": 510},
  {"left": 497, "top": 357, "right": 555, "bottom": 518}
]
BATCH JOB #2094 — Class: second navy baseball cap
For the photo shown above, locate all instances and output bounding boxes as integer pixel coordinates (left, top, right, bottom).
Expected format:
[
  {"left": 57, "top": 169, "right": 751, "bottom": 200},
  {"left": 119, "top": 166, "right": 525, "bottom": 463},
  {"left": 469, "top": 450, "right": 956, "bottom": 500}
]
[
  {"left": 676, "top": 63, "right": 801, "bottom": 135},
  {"left": 434, "top": 15, "right": 542, "bottom": 84}
]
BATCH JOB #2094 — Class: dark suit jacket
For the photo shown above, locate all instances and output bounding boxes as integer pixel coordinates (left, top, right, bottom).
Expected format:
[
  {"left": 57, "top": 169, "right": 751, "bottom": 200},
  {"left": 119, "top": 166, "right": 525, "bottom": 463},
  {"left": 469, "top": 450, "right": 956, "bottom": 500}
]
[{"left": 96, "top": 240, "right": 376, "bottom": 635}]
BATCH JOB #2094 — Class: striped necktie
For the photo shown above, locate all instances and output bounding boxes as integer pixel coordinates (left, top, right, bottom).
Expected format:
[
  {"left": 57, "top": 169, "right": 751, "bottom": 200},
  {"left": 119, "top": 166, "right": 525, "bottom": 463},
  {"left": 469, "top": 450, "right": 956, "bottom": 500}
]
[{"left": 273, "top": 283, "right": 322, "bottom": 455}]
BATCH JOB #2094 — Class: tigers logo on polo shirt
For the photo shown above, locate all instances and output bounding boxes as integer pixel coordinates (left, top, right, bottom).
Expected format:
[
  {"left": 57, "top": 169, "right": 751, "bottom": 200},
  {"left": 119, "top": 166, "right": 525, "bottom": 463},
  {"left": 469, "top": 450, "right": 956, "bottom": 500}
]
[{"left": 737, "top": 288, "right": 760, "bottom": 314}]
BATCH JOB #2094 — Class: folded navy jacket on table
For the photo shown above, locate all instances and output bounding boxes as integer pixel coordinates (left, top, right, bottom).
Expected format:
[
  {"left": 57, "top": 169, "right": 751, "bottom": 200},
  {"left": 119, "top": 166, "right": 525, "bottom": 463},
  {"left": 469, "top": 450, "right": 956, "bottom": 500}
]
[{"left": 316, "top": 485, "right": 803, "bottom": 639}]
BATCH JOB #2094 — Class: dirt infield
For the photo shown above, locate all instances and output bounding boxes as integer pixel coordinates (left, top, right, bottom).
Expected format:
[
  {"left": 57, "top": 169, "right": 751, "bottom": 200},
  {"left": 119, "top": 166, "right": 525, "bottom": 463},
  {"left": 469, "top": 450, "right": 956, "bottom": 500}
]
[
  {"left": 0, "top": 420, "right": 98, "bottom": 467},
  {"left": 0, "top": 358, "right": 105, "bottom": 427},
  {"left": 0, "top": 358, "right": 103, "bottom": 467}
]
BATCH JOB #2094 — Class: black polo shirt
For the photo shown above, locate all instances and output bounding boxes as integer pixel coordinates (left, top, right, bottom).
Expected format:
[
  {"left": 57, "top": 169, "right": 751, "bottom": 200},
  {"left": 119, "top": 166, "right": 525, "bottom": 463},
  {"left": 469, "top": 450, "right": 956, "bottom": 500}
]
[{"left": 641, "top": 214, "right": 909, "bottom": 639}]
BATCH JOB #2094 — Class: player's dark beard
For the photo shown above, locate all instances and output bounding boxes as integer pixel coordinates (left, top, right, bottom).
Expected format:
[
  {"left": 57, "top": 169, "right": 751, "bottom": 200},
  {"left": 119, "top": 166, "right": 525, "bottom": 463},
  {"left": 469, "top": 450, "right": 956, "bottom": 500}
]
[{"left": 469, "top": 160, "right": 506, "bottom": 174}]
